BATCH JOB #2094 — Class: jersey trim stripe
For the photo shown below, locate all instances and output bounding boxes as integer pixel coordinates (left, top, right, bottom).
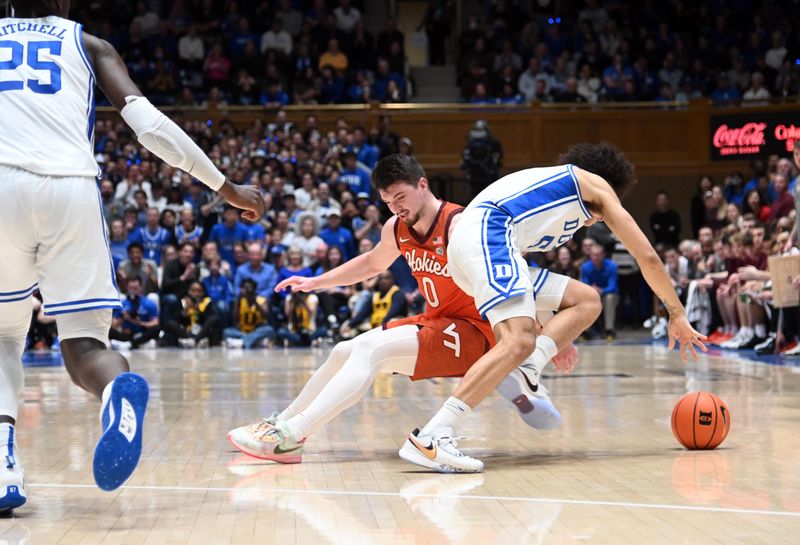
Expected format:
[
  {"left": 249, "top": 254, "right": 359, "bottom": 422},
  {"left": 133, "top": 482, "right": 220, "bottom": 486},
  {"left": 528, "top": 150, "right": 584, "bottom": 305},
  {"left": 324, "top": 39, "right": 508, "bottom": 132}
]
[
  {"left": 44, "top": 303, "right": 122, "bottom": 316},
  {"left": 512, "top": 195, "right": 580, "bottom": 223},
  {"left": 479, "top": 207, "right": 520, "bottom": 295},
  {"left": 45, "top": 297, "right": 122, "bottom": 309},
  {"left": 407, "top": 200, "right": 446, "bottom": 245},
  {"left": 0, "top": 292, "right": 36, "bottom": 304},
  {"left": 568, "top": 164, "right": 592, "bottom": 220},
  {"left": 96, "top": 188, "right": 121, "bottom": 294},
  {"left": 477, "top": 288, "right": 527, "bottom": 318},
  {"left": 0, "top": 283, "right": 38, "bottom": 297},
  {"left": 74, "top": 23, "right": 96, "bottom": 80},
  {"left": 392, "top": 216, "right": 400, "bottom": 250},
  {"left": 443, "top": 206, "right": 463, "bottom": 247},
  {"left": 494, "top": 169, "right": 568, "bottom": 208}
]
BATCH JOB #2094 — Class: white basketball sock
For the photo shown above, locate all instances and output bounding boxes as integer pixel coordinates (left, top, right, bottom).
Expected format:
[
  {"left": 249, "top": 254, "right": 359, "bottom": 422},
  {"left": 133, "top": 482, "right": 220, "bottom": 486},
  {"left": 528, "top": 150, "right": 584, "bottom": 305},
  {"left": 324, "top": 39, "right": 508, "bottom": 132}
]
[
  {"left": 283, "top": 326, "right": 420, "bottom": 442},
  {"left": 755, "top": 324, "right": 767, "bottom": 338},
  {"left": 419, "top": 396, "right": 472, "bottom": 436},
  {"left": 526, "top": 335, "right": 557, "bottom": 377}
]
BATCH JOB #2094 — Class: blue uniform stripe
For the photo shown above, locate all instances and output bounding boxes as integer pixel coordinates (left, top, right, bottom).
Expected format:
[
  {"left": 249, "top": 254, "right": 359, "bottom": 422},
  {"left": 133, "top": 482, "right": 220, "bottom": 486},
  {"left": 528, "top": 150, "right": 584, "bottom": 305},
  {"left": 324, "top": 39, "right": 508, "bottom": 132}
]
[
  {"left": 95, "top": 188, "right": 121, "bottom": 294},
  {"left": 477, "top": 288, "right": 527, "bottom": 318},
  {"left": 44, "top": 303, "right": 122, "bottom": 316},
  {"left": 74, "top": 23, "right": 96, "bottom": 80},
  {"left": 534, "top": 269, "right": 550, "bottom": 296},
  {"left": 497, "top": 173, "right": 577, "bottom": 221},
  {"left": 568, "top": 164, "right": 592, "bottom": 220},
  {"left": 480, "top": 207, "right": 520, "bottom": 296},
  {"left": 495, "top": 169, "right": 570, "bottom": 207},
  {"left": 513, "top": 196, "right": 579, "bottom": 224},
  {"left": 0, "top": 283, "right": 37, "bottom": 296},
  {"left": 0, "top": 292, "right": 36, "bottom": 304},
  {"left": 45, "top": 297, "right": 122, "bottom": 309}
]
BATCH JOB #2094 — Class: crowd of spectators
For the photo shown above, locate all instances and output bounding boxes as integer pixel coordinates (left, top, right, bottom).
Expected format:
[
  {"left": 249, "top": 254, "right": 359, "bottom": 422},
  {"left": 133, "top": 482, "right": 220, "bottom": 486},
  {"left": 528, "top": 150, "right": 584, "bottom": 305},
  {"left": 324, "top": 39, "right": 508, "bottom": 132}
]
[
  {"left": 72, "top": 0, "right": 407, "bottom": 107},
  {"left": 458, "top": 0, "right": 800, "bottom": 105},
  {"left": 26, "top": 110, "right": 422, "bottom": 351}
]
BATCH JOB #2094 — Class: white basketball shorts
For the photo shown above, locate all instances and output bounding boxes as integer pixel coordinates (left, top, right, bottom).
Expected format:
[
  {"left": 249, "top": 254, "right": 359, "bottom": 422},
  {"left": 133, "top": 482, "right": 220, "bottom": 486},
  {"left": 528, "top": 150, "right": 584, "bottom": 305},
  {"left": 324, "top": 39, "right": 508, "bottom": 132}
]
[
  {"left": 448, "top": 205, "right": 572, "bottom": 328},
  {"left": 0, "top": 164, "right": 121, "bottom": 330}
]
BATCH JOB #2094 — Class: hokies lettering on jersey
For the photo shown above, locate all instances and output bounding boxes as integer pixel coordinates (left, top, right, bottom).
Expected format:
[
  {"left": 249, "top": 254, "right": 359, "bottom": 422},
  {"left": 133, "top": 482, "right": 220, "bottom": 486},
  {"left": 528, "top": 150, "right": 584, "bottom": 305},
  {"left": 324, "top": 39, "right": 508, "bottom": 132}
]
[{"left": 394, "top": 202, "right": 472, "bottom": 314}]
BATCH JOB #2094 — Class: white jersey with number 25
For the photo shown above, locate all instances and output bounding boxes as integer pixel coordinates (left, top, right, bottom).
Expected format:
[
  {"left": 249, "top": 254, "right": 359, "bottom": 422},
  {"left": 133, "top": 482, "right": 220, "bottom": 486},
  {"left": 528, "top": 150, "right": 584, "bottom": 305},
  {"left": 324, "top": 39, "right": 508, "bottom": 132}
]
[{"left": 0, "top": 16, "right": 99, "bottom": 177}]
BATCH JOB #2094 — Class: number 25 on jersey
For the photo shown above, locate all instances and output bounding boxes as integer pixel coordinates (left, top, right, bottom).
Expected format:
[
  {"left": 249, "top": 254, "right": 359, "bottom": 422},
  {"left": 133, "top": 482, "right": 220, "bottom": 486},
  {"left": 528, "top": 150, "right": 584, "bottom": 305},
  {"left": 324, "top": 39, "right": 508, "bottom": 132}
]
[{"left": 0, "top": 40, "right": 62, "bottom": 94}]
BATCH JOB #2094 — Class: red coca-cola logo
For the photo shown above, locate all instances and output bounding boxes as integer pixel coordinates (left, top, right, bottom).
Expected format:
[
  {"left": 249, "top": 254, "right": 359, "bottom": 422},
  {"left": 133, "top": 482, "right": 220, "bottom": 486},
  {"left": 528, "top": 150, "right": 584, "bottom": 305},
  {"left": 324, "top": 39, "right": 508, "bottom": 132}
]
[
  {"left": 713, "top": 122, "right": 767, "bottom": 149},
  {"left": 775, "top": 124, "right": 800, "bottom": 141}
]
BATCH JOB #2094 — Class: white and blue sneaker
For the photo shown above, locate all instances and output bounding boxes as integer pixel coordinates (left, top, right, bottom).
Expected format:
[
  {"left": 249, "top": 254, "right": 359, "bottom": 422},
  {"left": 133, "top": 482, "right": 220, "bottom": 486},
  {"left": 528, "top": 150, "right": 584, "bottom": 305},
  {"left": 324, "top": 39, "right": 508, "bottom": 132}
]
[
  {"left": 496, "top": 365, "right": 562, "bottom": 430},
  {"left": 94, "top": 373, "right": 149, "bottom": 491},
  {"left": 0, "top": 425, "right": 27, "bottom": 512}
]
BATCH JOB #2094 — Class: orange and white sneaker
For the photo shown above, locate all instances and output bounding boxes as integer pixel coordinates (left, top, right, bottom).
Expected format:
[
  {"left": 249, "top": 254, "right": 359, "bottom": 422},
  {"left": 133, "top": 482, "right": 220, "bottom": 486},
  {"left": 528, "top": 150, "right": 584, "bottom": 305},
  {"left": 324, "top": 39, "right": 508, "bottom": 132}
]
[
  {"left": 399, "top": 427, "right": 483, "bottom": 474},
  {"left": 227, "top": 417, "right": 304, "bottom": 463}
]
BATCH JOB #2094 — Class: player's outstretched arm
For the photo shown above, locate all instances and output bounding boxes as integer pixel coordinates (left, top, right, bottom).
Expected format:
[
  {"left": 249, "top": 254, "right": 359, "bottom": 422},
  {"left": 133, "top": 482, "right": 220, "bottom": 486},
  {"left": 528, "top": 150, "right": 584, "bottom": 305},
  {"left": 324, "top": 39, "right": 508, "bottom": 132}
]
[
  {"left": 275, "top": 218, "right": 402, "bottom": 293},
  {"left": 83, "top": 34, "right": 264, "bottom": 221},
  {"left": 578, "top": 169, "right": 707, "bottom": 362}
]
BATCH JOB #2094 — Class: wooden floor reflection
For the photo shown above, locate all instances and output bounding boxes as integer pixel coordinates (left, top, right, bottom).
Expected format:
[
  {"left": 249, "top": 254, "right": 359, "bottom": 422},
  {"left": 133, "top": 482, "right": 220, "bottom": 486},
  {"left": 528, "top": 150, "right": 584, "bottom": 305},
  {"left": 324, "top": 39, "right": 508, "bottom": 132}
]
[{"left": 4, "top": 342, "right": 800, "bottom": 544}]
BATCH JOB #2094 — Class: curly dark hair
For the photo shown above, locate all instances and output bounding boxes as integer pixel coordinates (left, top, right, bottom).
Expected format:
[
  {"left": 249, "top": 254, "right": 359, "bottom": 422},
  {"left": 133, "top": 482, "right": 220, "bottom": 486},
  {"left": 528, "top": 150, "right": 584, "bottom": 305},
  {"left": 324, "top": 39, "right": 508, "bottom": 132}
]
[
  {"left": 11, "top": 1, "right": 60, "bottom": 17},
  {"left": 371, "top": 154, "right": 426, "bottom": 191},
  {"left": 559, "top": 142, "right": 637, "bottom": 198}
]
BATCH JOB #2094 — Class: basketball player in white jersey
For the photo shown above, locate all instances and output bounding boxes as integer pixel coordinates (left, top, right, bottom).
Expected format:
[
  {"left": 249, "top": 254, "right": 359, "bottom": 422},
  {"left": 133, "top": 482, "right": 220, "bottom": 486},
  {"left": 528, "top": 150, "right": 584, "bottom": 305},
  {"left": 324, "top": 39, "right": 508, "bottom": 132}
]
[
  {"left": 227, "top": 155, "right": 600, "bottom": 473},
  {"left": 398, "top": 143, "right": 708, "bottom": 471},
  {"left": 0, "top": 1, "right": 263, "bottom": 509}
]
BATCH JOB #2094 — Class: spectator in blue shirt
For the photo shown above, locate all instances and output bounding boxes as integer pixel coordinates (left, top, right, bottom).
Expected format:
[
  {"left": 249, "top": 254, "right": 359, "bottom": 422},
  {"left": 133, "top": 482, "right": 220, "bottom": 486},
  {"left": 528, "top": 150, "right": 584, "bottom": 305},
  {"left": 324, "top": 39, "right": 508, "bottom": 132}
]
[
  {"left": 260, "top": 79, "right": 290, "bottom": 108},
  {"left": 351, "top": 127, "right": 379, "bottom": 168},
  {"left": 128, "top": 207, "right": 174, "bottom": 265},
  {"left": 209, "top": 206, "right": 250, "bottom": 265},
  {"left": 244, "top": 218, "right": 266, "bottom": 243},
  {"left": 339, "top": 151, "right": 372, "bottom": 196},
  {"left": 372, "top": 58, "right": 405, "bottom": 101},
  {"left": 109, "top": 276, "right": 161, "bottom": 349},
  {"left": 580, "top": 243, "right": 620, "bottom": 340},
  {"left": 319, "top": 210, "right": 356, "bottom": 261},
  {"left": 710, "top": 73, "right": 742, "bottom": 106},
  {"left": 109, "top": 218, "right": 130, "bottom": 270},
  {"left": 234, "top": 242, "right": 278, "bottom": 298},
  {"left": 203, "top": 257, "right": 233, "bottom": 325}
]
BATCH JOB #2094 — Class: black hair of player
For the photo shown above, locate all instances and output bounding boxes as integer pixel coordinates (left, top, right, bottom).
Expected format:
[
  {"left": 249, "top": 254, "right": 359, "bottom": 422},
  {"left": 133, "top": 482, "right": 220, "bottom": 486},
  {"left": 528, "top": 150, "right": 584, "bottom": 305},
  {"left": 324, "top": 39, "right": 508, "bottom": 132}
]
[
  {"left": 11, "top": 0, "right": 69, "bottom": 18},
  {"left": 372, "top": 154, "right": 426, "bottom": 191},
  {"left": 559, "top": 142, "right": 637, "bottom": 199}
]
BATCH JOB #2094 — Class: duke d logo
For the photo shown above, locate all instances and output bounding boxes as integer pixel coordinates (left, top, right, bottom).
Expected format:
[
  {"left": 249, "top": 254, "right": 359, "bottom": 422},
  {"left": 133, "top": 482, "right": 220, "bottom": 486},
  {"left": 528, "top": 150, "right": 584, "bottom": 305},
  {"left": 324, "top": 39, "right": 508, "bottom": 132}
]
[{"left": 698, "top": 411, "right": 713, "bottom": 426}]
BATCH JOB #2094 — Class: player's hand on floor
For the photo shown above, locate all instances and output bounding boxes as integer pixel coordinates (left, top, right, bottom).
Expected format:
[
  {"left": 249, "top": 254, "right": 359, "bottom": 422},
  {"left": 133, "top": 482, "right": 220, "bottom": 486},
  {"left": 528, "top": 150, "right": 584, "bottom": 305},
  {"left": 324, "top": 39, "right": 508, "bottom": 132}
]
[
  {"left": 219, "top": 182, "right": 265, "bottom": 221},
  {"left": 275, "top": 276, "right": 317, "bottom": 293},
  {"left": 667, "top": 315, "right": 708, "bottom": 363},
  {"left": 552, "top": 343, "right": 578, "bottom": 374}
]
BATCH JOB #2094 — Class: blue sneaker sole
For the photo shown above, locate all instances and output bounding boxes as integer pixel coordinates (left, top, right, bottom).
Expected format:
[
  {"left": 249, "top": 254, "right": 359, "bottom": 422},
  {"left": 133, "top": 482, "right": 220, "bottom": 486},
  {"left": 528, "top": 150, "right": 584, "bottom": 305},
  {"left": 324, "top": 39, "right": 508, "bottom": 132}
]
[
  {"left": 0, "top": 485, "right": 26, "bottom": 512},
  {"left": 93, "top": 372, "right": 149, "bottom": 491},
  {"left": 497, "top": 373, "right": 563, "bottom": 430}
]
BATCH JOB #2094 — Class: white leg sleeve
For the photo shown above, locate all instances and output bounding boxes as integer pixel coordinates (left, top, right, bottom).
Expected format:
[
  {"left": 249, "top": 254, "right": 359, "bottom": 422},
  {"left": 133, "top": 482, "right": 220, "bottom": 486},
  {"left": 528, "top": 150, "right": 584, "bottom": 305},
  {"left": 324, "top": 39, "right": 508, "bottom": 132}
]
[
  {"left": 283, "top": 325, "right": 419, "bottom": 441},
  {"left": 0, "top": 301, "right": 31, "bottom": 420},
  {"left": 278, "top": 338, "right": 356, "bottom": 420}
]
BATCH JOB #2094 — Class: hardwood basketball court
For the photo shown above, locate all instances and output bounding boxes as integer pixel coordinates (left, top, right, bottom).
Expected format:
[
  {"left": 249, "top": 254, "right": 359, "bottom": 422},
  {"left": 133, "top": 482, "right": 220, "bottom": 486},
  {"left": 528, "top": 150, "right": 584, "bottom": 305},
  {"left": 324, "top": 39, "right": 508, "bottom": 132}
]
[{"left": 4, "top": 342, "right": 799, "bottom": 544}]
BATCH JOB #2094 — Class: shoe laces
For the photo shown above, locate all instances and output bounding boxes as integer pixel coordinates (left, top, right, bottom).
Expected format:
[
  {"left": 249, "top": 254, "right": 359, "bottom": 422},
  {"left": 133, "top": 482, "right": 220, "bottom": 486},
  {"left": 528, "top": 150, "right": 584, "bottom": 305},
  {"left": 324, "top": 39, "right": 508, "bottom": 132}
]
[{"left": 433, "top": 433, "right": 467, "bottom": 457}]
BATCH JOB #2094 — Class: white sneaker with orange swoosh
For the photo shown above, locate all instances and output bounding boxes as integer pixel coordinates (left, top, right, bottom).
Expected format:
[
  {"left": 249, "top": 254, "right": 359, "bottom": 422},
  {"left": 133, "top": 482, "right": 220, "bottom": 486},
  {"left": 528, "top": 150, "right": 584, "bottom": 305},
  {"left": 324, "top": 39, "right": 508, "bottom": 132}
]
[{"left": 398, "top": 427, "right": 484, "bottom": 473}]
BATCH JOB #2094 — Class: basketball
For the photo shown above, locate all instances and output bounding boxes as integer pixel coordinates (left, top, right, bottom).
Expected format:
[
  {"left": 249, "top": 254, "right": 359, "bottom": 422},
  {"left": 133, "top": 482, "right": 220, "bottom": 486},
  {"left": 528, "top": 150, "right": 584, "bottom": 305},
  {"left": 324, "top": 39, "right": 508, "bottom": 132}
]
[{"left": 671, "top": 392, "right": 731, "bottom": 450}]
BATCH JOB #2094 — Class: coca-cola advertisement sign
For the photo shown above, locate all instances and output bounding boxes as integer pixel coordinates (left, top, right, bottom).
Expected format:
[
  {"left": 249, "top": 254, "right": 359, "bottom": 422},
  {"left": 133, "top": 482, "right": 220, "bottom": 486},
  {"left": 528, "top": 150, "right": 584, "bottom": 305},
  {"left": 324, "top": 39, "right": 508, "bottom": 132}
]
[{"left": 711, "top": 112, "right": 800, "bottom": 160}]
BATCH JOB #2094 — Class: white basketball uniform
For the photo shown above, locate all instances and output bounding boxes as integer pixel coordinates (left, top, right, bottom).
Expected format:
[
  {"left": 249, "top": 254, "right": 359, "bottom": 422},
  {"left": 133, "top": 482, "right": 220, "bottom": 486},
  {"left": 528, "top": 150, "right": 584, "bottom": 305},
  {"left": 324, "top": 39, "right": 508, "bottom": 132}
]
[
  {"left": 0, "top": 16, "right": 120, "bottom": 332},
  {"left": 448, "top": 165, "right": 591, "bottom": 323}
]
